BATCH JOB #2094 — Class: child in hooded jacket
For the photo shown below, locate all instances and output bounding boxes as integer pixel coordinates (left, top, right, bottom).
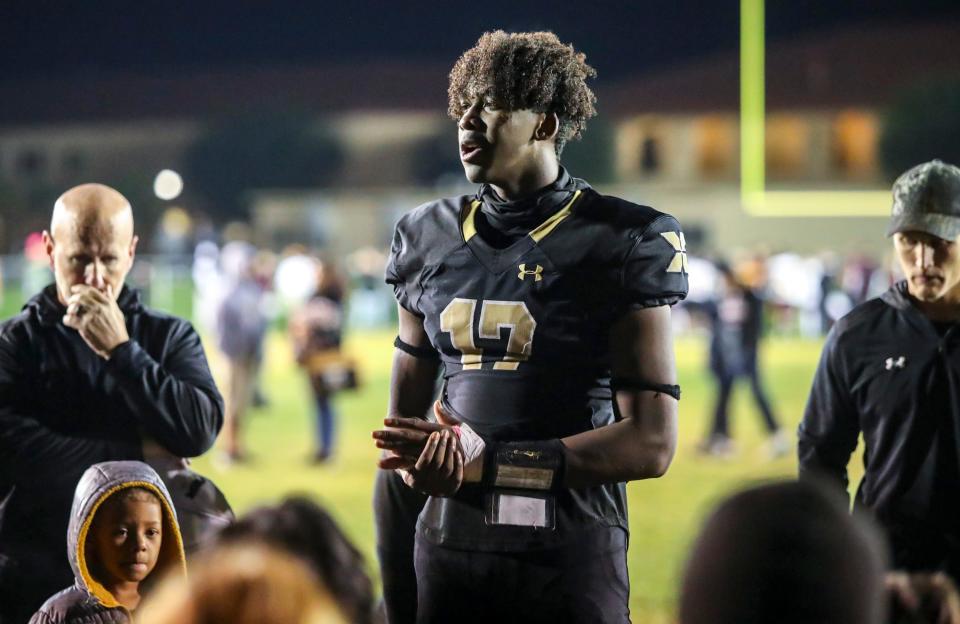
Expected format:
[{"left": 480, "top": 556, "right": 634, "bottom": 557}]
[{"left": 29, "top": 461, "right": 187, "bottom": 624}]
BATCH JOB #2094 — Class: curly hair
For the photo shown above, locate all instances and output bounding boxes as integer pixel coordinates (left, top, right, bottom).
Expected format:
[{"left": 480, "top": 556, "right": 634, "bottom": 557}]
[{"left": 448, "top": 30, "right": 598, "bottom": 155}]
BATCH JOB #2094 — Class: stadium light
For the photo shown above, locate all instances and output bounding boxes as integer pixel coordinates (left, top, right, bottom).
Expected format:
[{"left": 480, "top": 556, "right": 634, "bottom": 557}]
[
  {"left": 154, "top": 169, "right": 184, "bottom": 201},
  {"left": 739, "top": 0, "right": 889, "bottom": 217}
]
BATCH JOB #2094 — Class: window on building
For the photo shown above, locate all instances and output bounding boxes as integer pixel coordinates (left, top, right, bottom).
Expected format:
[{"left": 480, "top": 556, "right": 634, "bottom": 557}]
[
  {"left": 765, "top": 115, "right": 809, "bottom": 178},
  {"left": 62, "top": 149, "right": 85, "bottom": 177},
  {"left": 695, "top": 115, "right": 736, "bottom": 177},
  {"left": 641, "top": 137, "right": 660, "bottom": 174},
  {"left": 16, "top": 149, "right": 45, "bottom": 177},
  {"left": 831, "top": 110, "right": 878, "bottom": 178}
]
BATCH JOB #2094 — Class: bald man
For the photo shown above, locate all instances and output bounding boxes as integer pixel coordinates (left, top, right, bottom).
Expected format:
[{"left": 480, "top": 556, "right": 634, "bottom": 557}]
[{"left": 0, "top": 184, "right": 223, "bottom": 623}]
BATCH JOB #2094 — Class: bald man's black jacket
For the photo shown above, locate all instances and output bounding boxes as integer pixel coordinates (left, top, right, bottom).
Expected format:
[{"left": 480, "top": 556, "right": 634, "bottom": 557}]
[
  {"left": 799, "top": 281, "right": 960, "bottom": 572},
  {"left": 0, "top": 285, "right": 223, "bottom": 620}
]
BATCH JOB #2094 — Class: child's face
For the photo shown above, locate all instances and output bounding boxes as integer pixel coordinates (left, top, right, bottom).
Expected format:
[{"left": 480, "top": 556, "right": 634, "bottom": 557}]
[{"left": 90, "top": 494, "right": 163, "bottom": 584}]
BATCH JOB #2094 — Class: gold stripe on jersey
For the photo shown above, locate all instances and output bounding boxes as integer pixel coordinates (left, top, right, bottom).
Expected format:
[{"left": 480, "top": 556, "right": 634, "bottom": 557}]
[
  {"left": 529, "top": 189, "right": 583, "bottom": 243},
  {"left": 461, "top": 190, "right": 583, "bottom": 245},
  {"left": 462, "top": 199, "right": 482, "bottom": 242}
]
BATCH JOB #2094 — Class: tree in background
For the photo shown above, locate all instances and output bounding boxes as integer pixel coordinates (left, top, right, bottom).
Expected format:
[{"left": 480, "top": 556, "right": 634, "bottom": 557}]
[
  {"left": 880, "top": 78, "right": 960, "bottom": 182},
  {"left": 183, "top": 113, "right": 343, "bottom": 222}
]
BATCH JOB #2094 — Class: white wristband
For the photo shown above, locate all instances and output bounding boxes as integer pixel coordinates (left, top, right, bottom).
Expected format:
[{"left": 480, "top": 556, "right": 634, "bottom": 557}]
[{"left": 456, "top": 422, "right": 486, "bottom": 483}]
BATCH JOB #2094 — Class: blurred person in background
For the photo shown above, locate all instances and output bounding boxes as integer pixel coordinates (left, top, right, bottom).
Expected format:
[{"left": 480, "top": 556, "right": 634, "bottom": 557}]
[
  {"left": 215, "top": 496, "right": 378, "bottom": 624},
  {"left": 678, "top": 479, "right": 888, "bottom": 624},
  {"left": 817, "top": 251, "right": 842, "bottom": 334},
  {"left": 0, "top": 183, "right": 223, "bottom": 623},
  {"left": 190, "top": 241, "right": 224, "bottom": 343},
  {"left": 215, "top": 241, "right": 268, "bottom": 464},
  {"left": 289, "top": 259, "right": 353, "bottom": 464},
  {"left": 138, "top": 543, "right": 345, "bottom": 624},
  {"left": 699, "top": 261, "right": 786, "bottom": 458},
  {"left": 800, "top": 160, "right": 960, "bottom": 580},
  {"left": 249, "top": 250, "right": 278, "bottom": 408},
  {"left": 345, "top": 247, "right": 394, "bottom": 329},
  {"left": 842, "top": 252, "right": 881, "bottom": 307}
]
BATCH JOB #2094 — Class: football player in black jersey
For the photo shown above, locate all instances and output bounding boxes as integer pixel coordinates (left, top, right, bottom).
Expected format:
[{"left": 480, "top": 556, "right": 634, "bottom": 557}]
[{"left": 372, "top": 31, "right": 689, "bottom": 623}]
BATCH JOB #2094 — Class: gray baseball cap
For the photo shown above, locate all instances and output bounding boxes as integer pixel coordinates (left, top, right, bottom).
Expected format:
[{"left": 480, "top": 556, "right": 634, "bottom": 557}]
[{"left": 887, "top": 159, "right": 960, "bottom": 240}]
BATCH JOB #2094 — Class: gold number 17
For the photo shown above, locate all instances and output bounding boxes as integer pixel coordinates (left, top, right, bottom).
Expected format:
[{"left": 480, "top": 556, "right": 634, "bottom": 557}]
[{"left": 439, "top": 298, "right": 537, "bottom": 371}]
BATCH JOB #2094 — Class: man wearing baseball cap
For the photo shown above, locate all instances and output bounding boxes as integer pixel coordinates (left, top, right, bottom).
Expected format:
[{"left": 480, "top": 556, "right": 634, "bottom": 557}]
[{"left": 799, "top": 159, "right": 960, "bottom": 578}]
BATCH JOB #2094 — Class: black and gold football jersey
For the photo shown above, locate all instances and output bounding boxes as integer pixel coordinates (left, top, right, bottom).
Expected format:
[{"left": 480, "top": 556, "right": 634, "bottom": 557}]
[{"left": 386, "top": 179, "right": 688, "bottom": 550}]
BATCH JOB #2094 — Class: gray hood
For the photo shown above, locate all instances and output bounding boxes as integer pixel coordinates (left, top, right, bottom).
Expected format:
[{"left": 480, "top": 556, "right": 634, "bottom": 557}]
[{"left": 67, "top": 461, "right": 187, "bottom": 608}]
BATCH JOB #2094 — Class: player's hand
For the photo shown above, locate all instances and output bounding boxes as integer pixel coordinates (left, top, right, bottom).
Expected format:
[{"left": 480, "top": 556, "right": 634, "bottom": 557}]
[
  {"left": 887, "top": 571, "right": 960, "bottom": 624},
  {"left": 396, "top": 429, "right": 463, "bottom": 496},
  {"left": 63, "top": 284, "right": 129, "bottom": 359},
  {"left": 373, "top": 406, "right": 459, "bottom": 463},
  {"left": 373, "top": 417, "right": 441, "bottom": 463}
]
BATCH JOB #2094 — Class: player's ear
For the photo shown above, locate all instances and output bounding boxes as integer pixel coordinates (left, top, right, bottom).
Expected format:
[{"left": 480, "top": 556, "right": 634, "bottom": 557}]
[
  {"left": 534, "top": 112, "right": 560, "bottom": 143},
  {"left": 42, "top": 230, "right": 56, "bottom": 269}
]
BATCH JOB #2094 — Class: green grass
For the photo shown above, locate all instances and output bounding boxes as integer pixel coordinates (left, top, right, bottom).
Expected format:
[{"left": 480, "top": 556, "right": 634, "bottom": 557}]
[{"left": 186, "top": 331, "right": 859, "bottom": 623}]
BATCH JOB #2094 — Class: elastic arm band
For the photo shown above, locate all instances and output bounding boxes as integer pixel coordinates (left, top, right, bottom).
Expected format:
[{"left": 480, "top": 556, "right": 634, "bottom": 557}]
[
  {"left": 394, "top": 336, "right": 439, "bottom": 360},
  {"left": 483, "top": 439, "right": 566, "bottom": 492},
  {"left": 611, "top": 377, "right": 681, "bottom": 400}
]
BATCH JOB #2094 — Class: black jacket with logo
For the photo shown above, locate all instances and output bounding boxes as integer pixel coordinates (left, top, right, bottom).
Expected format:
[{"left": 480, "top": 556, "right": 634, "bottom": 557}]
[
  {"left": 0, "top": 285, "right": 222, "bottom": 621},
  {"left": 799, "top": 281, "right": 960, "bottom": 572}
]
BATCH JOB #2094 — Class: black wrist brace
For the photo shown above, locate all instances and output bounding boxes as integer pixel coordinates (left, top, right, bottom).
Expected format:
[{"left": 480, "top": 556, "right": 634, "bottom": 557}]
[{"left": 483, "top": 439, "right": 566, "bottom": 492}]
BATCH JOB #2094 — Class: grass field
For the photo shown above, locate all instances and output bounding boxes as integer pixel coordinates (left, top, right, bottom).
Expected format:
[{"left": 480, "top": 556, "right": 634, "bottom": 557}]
[{"left": 190, "top": 329, "right": 865, "bottom": 623}]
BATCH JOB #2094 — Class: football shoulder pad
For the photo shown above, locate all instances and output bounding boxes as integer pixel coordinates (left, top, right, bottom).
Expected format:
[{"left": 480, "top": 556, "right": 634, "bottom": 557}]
[{"left": 385, "top": 196, "right": 469, "bottom": 315}]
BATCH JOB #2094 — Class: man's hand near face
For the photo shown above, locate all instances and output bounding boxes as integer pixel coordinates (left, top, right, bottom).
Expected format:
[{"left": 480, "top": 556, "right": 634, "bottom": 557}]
[{"left": 63, "top": 284, "right": 130, "bottom": 359}]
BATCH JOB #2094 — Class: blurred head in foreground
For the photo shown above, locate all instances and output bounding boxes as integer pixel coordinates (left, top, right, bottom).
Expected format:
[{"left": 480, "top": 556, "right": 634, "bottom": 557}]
[
  {"left": 679, "top": 479, "right": 888, "bottom": 624},
  {"left": 138, "top": 543, "right": 345, "bottom": 624},
  {"left": 215, "top": 496, "right": 376, "bottom": 624}
]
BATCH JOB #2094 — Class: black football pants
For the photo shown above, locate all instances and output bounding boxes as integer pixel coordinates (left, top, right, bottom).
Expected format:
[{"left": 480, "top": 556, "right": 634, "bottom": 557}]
[
  {"left": 374, "top": 469, "right": 428, "bottom": 624},
  {"left": 413, "top": 527, "right": 630, "bottom": 624}
]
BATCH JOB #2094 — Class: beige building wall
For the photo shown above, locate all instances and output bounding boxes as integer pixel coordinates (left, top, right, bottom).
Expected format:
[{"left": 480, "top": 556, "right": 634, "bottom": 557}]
[
  {"left": 0, "top": 121, "right": 202, "bottom": 185},
  {"left": 326, "top": 111, "right": 448, "bottom": 187}
]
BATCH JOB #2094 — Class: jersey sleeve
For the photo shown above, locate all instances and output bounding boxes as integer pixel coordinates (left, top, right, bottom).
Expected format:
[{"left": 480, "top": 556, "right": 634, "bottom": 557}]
[
  {"left": 620, "top": 214, "right": 690, "bottom": 308},
  {"left": 384, "top": 213, "right": 424, "bottom": 316}
]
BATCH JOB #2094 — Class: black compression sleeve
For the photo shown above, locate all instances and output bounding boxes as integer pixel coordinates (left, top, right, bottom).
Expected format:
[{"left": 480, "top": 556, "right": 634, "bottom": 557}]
[
  {"left": 394, "top": 336, "right": 439, "bottom": 360},
  {"left": 611, "top": 377, "right": 681, "bottom": 400}
]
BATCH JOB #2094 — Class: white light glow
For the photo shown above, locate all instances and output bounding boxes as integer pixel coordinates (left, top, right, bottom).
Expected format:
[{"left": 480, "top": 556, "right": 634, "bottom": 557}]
[
  {"left": 154, "top": 169, "right": 184, "bottom": 200},
  {"left": 275, "top": 254, "right": 319, "bottom": 304}
]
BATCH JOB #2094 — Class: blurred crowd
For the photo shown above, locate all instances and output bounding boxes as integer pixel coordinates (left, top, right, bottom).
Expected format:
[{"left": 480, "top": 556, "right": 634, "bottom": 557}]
[
  {"left": 680, "top": 249, "right": 898, "bottom": 337},
  {"left": 187, "top": 228, "right": 394, "bottom": 466}
]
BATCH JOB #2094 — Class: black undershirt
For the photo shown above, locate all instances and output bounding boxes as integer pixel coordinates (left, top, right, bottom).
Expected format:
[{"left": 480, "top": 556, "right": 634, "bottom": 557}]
[
  {"left": 932, "top": 321, "right": 955, "bottom": 338},
  {"left": 474, "top": 167, "right": 576, "bottom": 249}
]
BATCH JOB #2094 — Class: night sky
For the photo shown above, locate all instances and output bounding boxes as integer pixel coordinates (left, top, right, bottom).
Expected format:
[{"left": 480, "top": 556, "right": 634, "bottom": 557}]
[{"left": 2, "top": 0, "right": 959, "bottom": 83}]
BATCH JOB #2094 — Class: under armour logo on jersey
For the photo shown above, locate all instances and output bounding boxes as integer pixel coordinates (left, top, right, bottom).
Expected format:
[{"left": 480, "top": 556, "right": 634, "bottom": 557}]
[
  {"left": 885, "top": 356, "right": 907, "bottom": 370},
  {"left": 518, "top": 264, "right": 543, "bottom": 282},
  {"left": 660, "top": 231, "right": 688, "bottom": 274}
]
